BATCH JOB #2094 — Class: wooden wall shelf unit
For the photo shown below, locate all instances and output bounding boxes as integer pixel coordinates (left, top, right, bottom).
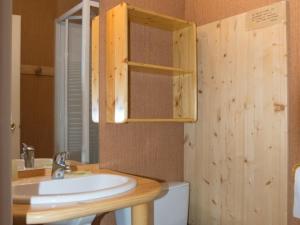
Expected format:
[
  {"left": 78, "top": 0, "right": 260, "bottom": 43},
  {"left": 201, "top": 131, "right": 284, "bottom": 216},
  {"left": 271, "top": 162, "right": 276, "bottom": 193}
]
[{"left": 106, "top": 3, "right": 197, "bottom": 123}]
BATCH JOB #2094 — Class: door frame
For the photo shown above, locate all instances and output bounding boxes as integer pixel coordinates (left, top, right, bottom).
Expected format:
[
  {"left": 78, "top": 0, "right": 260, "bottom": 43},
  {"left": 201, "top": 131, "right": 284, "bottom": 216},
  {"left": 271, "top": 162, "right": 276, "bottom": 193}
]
[{"left": 0, "top": 0, "right": 12, "bottom": 224}]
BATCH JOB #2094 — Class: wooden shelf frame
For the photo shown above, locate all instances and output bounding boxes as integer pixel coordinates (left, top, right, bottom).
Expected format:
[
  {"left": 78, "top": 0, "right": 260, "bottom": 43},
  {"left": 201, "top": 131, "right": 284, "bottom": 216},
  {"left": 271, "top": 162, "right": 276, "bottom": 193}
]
[
  {"left": 127, "top": 118, "right": 195, "bottom": 122},
  {"left": 127, "top": 4, "right": 193, "bottom": 31},
  {"left": 106, "top": 3, "right": 197, "bottom": 123},
  {"left": 127, "top": 61, "right": 193, "bottom": 75}
]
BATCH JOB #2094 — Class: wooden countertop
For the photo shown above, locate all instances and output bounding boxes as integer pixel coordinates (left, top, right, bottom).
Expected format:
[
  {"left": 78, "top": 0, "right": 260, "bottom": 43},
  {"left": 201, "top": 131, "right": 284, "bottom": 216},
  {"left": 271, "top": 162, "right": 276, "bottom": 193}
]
[{"left": 13, "top": 164, "right": 162, "bottom": 224}]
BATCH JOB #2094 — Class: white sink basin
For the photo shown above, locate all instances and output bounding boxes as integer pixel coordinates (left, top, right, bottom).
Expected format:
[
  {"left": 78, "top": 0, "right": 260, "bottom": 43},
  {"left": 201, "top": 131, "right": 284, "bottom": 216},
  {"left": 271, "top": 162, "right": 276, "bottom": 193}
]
[{"left": 13, "top": 174, "right": 136, "bottom": 205}]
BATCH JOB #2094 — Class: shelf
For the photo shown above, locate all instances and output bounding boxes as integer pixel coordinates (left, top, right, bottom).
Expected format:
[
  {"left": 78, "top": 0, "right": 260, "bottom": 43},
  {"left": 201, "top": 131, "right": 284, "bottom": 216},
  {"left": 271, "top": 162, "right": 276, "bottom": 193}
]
[
  {"left": 127, "top": 118, "right": 195, "bottom": 123},
  {"left": 127, "top": 61, "right": 193, "bottom": 75},
  {"left": 127, "top": 5, "right": 193, "bottom": 31},
  {"left": 106, "top": 3, "right": 197, "bottom": 123}
]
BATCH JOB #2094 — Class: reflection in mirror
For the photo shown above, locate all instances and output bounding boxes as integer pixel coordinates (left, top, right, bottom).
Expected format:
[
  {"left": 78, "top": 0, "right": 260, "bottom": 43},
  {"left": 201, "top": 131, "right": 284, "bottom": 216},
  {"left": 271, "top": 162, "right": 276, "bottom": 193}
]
[{"left": 11, "top": 0, "right": 99, "bottom": 166}]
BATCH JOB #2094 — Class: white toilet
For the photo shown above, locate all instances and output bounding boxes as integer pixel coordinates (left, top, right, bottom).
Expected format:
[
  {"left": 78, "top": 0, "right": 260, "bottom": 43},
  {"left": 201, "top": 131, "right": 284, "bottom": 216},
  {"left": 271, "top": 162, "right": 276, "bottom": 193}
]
[{"left": 115, "top": 182, "right": 189, "bottom": 225}]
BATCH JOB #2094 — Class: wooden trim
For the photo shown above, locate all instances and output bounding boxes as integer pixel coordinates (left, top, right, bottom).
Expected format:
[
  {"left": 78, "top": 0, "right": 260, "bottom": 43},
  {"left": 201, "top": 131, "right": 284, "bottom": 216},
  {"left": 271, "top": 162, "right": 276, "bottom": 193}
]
[
  {"left": 106, "top": 2, "right": 128, "bottom": 123},
  {"left": 127, "top": 4, "right": 193, "bottom": 31},
  {"left": 21, "top": 65, "right": 54, "bottom": 76},
  {"left": 132, "top": 203, "right": 151, "bottom": 225},
  {"left": 11, "top": 15, "right": 21, "bottom": 159},
  {"left": 127, "top": 61, "right": 193, "bottom": 75},
  {"left": 91, "top": 16, "right": 99, "bottom": 123},
  {"left": 127, "top": 118, "right": 195, "bottom": 122},
  {"left": 173, "top": 24, "right": 197, "bottom": 121}
]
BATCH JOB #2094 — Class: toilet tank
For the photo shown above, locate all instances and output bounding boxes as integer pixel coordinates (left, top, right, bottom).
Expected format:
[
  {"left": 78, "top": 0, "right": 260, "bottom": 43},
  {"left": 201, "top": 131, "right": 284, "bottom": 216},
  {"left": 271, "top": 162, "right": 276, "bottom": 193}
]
[{"left": 115, "top": 182, "right": 189, "bottom": 225}]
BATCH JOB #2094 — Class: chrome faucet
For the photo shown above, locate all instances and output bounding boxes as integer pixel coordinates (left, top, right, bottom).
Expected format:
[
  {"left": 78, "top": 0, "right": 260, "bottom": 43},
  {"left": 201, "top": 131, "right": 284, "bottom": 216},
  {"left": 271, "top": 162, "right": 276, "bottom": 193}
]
[
  {"left": 51, "top": 152, "right": 71, "bottom": 179},
  {"left": 21, "top": 143, "right": 35, "bottom": 168}
]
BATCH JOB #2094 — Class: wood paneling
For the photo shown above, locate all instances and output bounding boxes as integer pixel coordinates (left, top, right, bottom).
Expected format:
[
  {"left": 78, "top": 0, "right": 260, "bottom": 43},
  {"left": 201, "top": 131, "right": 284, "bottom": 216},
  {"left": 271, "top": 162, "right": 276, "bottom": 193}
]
[
  {"left": 184, "top": 2, "right": 288, "bottom": 225},
  {"left": 99, "top": 0, "right": 185, "bottom": 224},
  {"left": 185, "top": 0, "right": 300, "bottom": 224}
]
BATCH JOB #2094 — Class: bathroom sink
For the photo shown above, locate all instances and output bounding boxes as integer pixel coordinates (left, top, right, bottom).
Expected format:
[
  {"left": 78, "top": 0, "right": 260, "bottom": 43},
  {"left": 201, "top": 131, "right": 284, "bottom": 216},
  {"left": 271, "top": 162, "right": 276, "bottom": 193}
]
[
  {"left": 13, "top": 158, "right": 53, "bottom": 171},
  {"left": 13, "top": 173, "right": 136, "bottom": 205}
]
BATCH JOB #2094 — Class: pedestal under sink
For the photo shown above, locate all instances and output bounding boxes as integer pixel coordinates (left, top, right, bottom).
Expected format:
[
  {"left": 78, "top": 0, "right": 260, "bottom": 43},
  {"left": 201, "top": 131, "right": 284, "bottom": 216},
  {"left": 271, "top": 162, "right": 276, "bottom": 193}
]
[{"left": 13, "top": 173, "right": 137, "bottom": 225}]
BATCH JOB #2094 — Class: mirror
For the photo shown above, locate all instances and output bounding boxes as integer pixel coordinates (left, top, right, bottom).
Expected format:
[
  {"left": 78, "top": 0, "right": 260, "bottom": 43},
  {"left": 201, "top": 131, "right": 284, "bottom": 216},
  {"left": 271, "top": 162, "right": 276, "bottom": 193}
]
[{"left": 11, "top": 0, "right": 99, "bottom": 164}]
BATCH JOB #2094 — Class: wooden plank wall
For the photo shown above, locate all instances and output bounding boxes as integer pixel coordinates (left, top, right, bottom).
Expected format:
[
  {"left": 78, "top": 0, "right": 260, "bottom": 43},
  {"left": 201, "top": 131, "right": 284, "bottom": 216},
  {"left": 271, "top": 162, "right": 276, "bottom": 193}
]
[
  {"left": 185, "top": 0, "right": 300, "bottom": 224},
  {"left": 184, "top": 2, "right": 288, "bottom": 225}
]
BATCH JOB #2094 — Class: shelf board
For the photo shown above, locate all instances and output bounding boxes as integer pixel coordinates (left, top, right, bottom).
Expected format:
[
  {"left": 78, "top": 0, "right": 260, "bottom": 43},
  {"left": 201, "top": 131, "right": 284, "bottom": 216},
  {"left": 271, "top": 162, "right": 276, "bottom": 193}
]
[
  {"left": 127, "top": 4, "right": 193, "bottom": 31},
  {"left": 127, "top": 118, "right": 195, "bottom": 122},
  {"left": 106, "top": 3, "right": 197, "bottom": 123},
  {"left": 127, "top": 61, "right": 193, "bottom": 75}
]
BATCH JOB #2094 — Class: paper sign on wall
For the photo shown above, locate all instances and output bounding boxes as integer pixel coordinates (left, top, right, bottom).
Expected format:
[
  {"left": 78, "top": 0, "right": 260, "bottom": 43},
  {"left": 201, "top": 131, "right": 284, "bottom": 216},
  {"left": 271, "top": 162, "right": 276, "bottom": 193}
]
[{"left": 246, "top": 2, "right": 285, "bottom": 30}]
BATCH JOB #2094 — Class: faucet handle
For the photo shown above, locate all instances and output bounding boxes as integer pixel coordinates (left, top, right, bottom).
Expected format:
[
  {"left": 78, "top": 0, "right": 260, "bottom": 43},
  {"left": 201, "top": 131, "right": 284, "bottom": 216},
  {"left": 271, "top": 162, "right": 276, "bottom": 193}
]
[
  {"left": 21, "top": 143, "right": 35, "bottom": 159},
  {"left": 22, "top": 143, "right": 28, "bottom": 149},
  {"left": 64, "top": 164, "right": 72, "bottom": 173},
  {"left": 53, "top": 151, "right": 70, "bottom": 164},
  {"left": 22, "top": 143, "right": 35, "bottom": 152},
  {"left": 21, "top": 143, "right": 35, "bottom": 168},
  {"left": 65, "top": 151, "right": 70, "bottom": 160},
  {"left": 21, "top": 143, "right": 27, "bottom": 159},
  {"left": 52, "top": 151, "right": 72, "bottom": 179}
]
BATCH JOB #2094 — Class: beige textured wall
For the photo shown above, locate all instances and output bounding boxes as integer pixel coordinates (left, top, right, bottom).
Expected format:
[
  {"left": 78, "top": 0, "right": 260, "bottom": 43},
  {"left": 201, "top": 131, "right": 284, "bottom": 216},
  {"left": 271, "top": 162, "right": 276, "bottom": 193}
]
[
  {"left": 56, "top": 0, "right": 81, "bottom": 17},
  {"left": 12, "top": 0, "right": 81, "bottom": 158},
  {"left": 13, "top": 0, "right": 56, "bottom": 66},
  {"left": 13, "top": 0, "right": 56, "bottom": 158},
  {"left": 99, "top": 0, "right": 184, "bottom": 184},
  {"left": 98, "top": 0, "right": 185, "bottom": 224},
  {"left": 184, "top": 0, "right": 300, "bottom": 224},
  {"left": 0, "top": 0, "right": 12, "bottom": 224}
]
